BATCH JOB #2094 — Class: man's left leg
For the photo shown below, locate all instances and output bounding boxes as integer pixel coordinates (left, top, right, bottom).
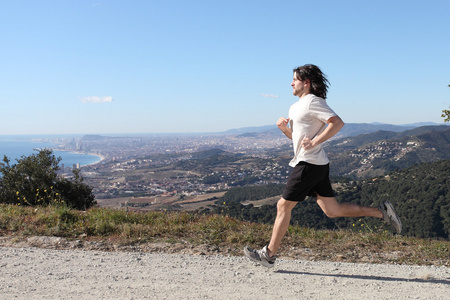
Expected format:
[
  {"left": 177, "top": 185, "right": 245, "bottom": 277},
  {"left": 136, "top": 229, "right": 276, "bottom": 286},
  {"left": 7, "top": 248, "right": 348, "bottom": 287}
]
[
  {"left": 316, "top": 195, "right": 382, "bottom": 218},
  {"left": 316, "top": 195, "right": 402, "bottom": 233}
]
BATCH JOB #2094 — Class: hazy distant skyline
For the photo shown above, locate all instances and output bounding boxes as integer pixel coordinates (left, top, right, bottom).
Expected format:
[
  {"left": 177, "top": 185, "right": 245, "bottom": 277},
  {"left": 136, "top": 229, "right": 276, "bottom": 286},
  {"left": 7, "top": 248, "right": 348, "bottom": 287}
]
[{"left": 1, "top": 1, "right": 449, "bottom": 135}]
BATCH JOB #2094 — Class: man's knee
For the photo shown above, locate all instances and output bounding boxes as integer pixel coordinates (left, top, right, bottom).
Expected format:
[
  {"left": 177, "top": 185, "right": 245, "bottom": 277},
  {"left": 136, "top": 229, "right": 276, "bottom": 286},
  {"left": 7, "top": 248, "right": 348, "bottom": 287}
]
[{"left": 277, "top": 198, "right": 297, "bottom": 213}]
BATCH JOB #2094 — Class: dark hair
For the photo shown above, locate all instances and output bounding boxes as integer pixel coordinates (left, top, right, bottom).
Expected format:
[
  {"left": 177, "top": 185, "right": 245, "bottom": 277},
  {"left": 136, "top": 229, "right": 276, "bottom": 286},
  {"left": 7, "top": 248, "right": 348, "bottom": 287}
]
[{"left": 293, "top": 64, "right": 330, "bottom": 99}]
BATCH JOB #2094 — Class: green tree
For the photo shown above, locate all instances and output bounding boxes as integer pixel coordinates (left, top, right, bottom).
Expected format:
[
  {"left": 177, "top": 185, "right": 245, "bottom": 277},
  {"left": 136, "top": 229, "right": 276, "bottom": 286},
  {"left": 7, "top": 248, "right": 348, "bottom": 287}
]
[
  {"left": 442, "top": 85, "right": 450, "bottom": 122},
  {"left": 0, "top": 149, "right": 96, "bottom": 209},
  {"left": 442, "top": 106, "right": 450, "bottom": 122}
]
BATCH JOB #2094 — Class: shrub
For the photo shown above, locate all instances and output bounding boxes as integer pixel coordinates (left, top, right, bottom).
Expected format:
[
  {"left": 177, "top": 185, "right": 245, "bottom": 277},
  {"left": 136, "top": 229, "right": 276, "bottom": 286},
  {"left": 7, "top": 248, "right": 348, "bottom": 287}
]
[{"left": 0, "top": 149, "right": 96, "bottom": 210}]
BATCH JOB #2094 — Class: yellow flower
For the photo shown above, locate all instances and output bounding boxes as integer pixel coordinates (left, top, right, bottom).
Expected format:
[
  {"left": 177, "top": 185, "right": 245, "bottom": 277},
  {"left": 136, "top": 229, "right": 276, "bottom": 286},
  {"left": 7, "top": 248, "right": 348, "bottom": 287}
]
[{"left": 16, "top": 191, "right": 19, "bottom": 195}]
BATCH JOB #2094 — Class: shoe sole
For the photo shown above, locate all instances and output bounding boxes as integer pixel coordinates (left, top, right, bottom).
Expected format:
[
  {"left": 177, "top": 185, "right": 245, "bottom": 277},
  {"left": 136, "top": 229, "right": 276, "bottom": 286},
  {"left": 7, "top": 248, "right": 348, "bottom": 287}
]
[
  {"left": 243, "top": 247, "right": 275, "bottom": 268},
  {"left": 385, "top": 202, "right": 402, "bottom": 234}
]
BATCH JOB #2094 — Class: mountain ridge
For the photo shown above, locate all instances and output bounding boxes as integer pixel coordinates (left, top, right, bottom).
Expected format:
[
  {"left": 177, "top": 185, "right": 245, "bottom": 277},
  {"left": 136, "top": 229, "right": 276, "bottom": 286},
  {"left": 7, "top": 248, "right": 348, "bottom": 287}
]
[{"left": 224, "top": 122, "right": 448, "bottom": 138}]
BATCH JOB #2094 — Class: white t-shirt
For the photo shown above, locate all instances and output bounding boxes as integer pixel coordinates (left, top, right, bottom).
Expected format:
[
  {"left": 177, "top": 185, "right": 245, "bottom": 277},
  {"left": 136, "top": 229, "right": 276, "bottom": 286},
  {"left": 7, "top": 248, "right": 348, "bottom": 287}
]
[{"left": 288, "top": 94, "right": 337, "bottom": 167}]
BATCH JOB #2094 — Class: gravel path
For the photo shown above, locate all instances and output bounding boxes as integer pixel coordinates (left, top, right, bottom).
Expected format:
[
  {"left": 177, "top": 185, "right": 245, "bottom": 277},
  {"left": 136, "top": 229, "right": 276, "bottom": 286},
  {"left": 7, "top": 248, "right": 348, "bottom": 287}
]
[{"left": 1, "top": 246, "right": 449, "bottom": 299}]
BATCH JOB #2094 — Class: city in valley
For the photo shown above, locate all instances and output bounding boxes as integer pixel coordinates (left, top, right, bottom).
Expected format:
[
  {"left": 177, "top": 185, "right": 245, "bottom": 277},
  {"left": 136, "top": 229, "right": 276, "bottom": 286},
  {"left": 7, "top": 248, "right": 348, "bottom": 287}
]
[
  {"left": 37, "top": 123, "right": 449, "bottom": 212},
  {"left": 46, "top": 130, "right": 293, "bottom": 211}
]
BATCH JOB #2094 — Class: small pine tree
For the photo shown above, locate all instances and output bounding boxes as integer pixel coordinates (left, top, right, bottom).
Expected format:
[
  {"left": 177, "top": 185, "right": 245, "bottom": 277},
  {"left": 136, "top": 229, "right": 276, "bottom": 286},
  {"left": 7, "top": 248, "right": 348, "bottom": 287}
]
[
  {"left": 442, "top": 85, "right": 450, "bottom": 122},
  {"left": 442, "top": 106, "right": 450, "bottom": 123}
]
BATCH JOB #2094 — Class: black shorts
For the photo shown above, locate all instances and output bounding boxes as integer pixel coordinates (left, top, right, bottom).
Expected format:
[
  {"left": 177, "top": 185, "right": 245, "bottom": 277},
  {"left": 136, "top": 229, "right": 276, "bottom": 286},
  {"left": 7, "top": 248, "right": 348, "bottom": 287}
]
[{"left": 282, "top": 162, "right": 335, "bottom": 202}]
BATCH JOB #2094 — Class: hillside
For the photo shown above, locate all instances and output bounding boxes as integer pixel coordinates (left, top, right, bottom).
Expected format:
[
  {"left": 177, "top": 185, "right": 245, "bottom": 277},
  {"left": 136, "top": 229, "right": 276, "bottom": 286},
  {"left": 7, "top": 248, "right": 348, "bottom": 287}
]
[
  {"left": 87, "top": 126, "right": 449, "bottom": 221},
  {"left": 333, "top": 159, "right": 450, "bottom": 239},
  {"left": 328, "top": 125, "right": 450, "bottom": 151},
  {"left": 327, "top": 126, "right": 450, "bottom": 178},
  {"left": 206, "top": 160, "right": 450, "bottom": 240},
  {"left": 228, "top": 125, "right": 450, "bottom": 179}
]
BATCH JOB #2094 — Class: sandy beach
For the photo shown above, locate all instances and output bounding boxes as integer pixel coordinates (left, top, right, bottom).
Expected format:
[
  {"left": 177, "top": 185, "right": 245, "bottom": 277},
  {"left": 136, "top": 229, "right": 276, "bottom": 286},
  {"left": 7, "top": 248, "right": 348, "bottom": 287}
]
[
  {"left": 1, "top": 246, "right": 449, "bottom": 299},
  {"left": 55, "top": 148, "right": 106, "bottom": 167},
  {"left": 84, "top": 152, "right": 106, "bottom": 166}
]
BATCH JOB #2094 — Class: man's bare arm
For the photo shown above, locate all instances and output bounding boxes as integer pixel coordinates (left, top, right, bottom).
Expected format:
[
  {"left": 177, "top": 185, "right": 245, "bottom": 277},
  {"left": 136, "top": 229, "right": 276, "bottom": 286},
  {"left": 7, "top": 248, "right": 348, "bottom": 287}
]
[
  {"left": 301, "top": 116, "right": 344, "bottom": 150},
  {"left": 277, "top": 117, "right": 292, "bottom": 140}
]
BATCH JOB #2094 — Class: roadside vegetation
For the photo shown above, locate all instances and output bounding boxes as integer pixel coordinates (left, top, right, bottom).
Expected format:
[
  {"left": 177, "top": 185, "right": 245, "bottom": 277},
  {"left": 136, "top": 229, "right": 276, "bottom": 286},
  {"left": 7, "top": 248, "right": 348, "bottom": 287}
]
[
  {"left": 0, "top": 203, "right": 448, "bottom": 267},
  {"left": 0, "top": 149, "right": 96, "bottom": 210}
]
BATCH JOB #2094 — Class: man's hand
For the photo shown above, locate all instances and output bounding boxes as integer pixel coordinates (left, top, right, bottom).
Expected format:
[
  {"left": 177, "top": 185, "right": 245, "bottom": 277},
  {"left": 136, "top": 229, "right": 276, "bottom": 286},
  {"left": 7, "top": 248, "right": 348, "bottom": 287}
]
[
  {"left": 276, "top": 117, "right": 290, "bottom": 130},
  {"left": 301, "top": 137, "right": 315, "bottom": 150},
  {"left": 277, "top": 117, "right": 292, "bottom": 139}
]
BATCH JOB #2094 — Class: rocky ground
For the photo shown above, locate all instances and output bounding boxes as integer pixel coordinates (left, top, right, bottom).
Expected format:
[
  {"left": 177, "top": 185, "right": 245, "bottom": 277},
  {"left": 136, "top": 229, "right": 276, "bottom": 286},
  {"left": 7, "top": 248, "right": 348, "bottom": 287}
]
[{"left": 1, "top": 236, "right": 449, "bottom": 299}]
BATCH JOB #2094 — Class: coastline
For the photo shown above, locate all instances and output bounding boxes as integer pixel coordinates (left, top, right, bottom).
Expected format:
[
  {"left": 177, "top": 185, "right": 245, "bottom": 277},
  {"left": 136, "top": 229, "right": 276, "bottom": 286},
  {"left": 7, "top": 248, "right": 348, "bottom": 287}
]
[
  {"left": 84, "top": 152, "right": 106, "bottom": 166},
  {"left": 0, "top": 138, "right": 106, "bottom": 168},
  {"left": 52, "top": 148, "right": 106, "bottom": 167}
]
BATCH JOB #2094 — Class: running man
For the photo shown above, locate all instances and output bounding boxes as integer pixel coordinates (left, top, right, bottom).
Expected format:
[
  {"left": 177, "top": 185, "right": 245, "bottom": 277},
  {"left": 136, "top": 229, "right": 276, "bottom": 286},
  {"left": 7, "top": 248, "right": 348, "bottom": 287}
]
[{"left": 244, "top": 64, "right": 402, "bottom": 268}]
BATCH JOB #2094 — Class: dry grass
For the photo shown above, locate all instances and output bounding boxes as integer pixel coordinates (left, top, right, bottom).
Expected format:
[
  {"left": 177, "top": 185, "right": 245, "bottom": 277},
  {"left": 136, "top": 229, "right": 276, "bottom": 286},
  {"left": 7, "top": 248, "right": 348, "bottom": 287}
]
[{"left": 0, "top": 204, "right": 448, "bottom": 266}]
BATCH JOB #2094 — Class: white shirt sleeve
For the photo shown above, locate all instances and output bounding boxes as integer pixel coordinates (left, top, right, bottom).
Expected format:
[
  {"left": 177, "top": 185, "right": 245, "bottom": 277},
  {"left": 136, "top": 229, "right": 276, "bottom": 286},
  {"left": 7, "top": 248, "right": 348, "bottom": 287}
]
[{"left": 309, "top": 98, "right": 337, "bottom": 123}]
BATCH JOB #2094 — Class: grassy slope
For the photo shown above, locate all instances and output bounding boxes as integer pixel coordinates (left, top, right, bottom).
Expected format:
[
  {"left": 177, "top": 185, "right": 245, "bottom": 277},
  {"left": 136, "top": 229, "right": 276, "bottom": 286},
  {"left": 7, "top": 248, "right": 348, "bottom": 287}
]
[{"left": 0, "top": 204, "right": 448, "bottom": 266}]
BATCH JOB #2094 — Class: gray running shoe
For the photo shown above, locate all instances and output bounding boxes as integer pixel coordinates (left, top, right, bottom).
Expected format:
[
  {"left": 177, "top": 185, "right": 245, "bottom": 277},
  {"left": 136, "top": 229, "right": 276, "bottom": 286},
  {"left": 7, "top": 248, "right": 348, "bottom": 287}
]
[
  {"left": 379, "top": 201, "right": 402, "bottom": 234},
  {"left": 243, "top": 245, "right": 276, "bottom": 268}
]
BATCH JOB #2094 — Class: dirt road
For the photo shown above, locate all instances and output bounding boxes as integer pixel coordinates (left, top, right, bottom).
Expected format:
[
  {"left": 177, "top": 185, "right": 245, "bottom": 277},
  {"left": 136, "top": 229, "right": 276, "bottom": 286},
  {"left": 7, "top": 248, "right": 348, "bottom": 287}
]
[{"left": 1, "top": 247, "right": 449, "bottom": 299}]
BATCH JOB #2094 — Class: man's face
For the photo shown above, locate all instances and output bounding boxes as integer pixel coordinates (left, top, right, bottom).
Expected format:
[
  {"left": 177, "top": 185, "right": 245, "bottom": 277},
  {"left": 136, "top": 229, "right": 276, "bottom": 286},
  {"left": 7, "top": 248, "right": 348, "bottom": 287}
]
[{"left": 291, "top": 73, "right": 309, "bottom": 97}]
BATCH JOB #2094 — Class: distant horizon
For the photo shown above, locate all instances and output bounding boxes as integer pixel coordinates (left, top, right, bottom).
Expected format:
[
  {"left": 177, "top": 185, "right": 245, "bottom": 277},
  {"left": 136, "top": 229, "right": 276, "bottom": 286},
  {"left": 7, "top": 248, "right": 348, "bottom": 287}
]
[{"left": 0, "top": 121, "right": 448, "bottom": 139}]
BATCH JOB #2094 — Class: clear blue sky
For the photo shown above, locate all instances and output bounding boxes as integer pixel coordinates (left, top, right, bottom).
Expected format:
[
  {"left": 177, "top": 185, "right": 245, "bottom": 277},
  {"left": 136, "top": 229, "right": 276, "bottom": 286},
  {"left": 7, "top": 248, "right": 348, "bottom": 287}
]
[{"left": 1, "top": 0, "right": 449, "bottom": 135}]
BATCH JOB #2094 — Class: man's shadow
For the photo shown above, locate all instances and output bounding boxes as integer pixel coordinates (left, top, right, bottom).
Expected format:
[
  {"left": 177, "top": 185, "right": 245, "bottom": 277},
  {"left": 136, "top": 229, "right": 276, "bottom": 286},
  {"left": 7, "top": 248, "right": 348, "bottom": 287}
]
[{"left": 275, "top": 270, "right": 450, "bottom": 285}]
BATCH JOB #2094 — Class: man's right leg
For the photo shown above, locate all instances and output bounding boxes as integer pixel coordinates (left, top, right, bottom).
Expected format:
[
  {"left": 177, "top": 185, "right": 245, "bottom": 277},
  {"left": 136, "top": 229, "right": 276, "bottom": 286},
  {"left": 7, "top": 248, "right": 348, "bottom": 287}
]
[
  {"left": 267, "top": 198, "right": 298, "bottom": 257},
  {"left": 244, "top": 197, "right": 297, "bottom": 267}
]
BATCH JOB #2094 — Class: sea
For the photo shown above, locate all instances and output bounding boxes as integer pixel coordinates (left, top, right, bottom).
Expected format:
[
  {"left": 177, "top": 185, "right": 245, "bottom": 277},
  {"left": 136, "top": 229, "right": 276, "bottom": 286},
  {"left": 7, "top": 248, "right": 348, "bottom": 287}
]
[{"left": 0, "top": 135, "right": 102, "bottom": 167}]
